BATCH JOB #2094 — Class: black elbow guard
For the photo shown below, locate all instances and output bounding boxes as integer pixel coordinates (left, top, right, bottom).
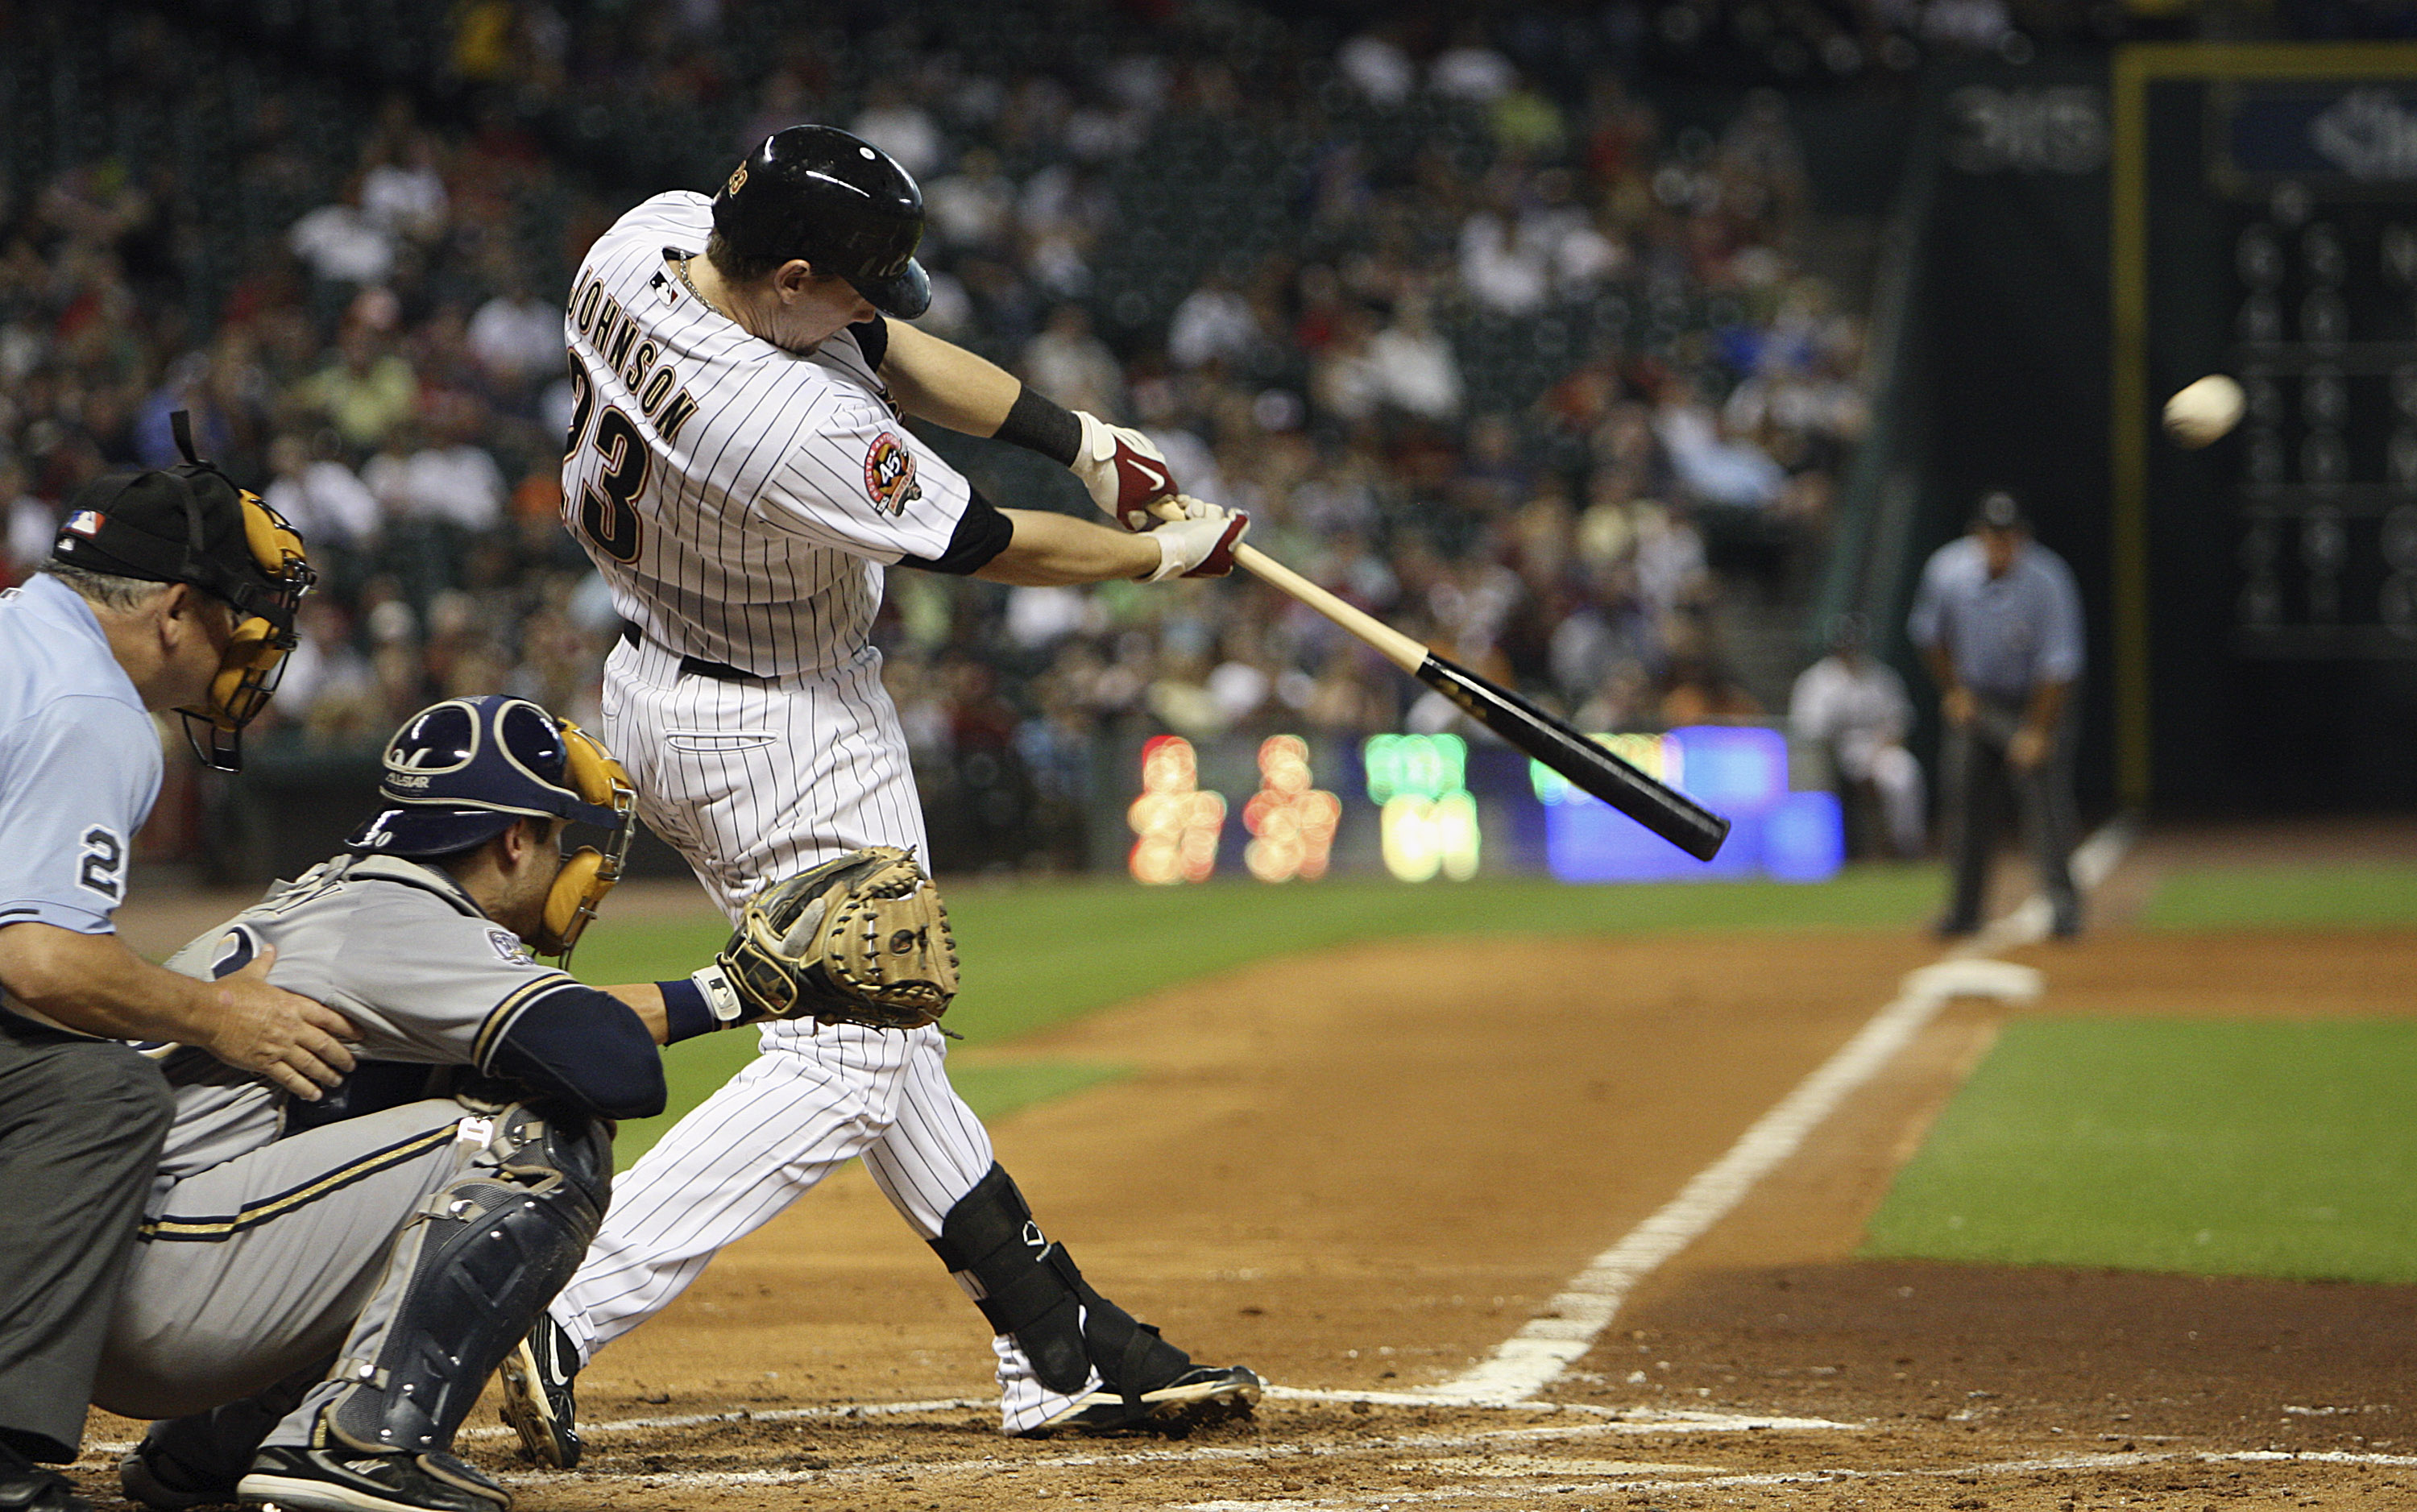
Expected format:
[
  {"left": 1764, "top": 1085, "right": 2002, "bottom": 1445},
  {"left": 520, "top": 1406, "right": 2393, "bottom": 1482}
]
[
  {"left": 895, "top": 487, "right": 1014, "bottom": 576},
  {"left": 486, "top": 983, "right": 668, "bottom": 1120}
]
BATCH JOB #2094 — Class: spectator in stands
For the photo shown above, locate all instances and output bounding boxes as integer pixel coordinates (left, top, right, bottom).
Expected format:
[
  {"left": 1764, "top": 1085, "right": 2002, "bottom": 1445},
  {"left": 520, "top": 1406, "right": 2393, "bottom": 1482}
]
[
  {"left": 361, "top": 400, "right": 504, "bottom": 532},
  {"left": 1458, "top": 180, "right": 1553, "bottom": 316},
  {"left": 1168, "top": 270, "right": 1259, "bottom": 372},
  {"left": 1654, "top": 372, "right": 1785, "bottom": 509},
  {"left": 1365, "top": 294, "right": 1464, "bottom": 421},
  {"left": 468, "top": 272, "right": 566, "bottom": 390},
  {"left": 1, "top": 458, "right": 48, "bottom": 580},
  {"left": 286, "top": 321, "right": 416, "bottom": 449},
  {"left": 1909, "top": 490, "right": 2085, "bottom": 938},
  {"left": 1790, "top": 615, "right": 1924, "bottom": 859},
  {"left": 287, "top": 178, "right": 396, "bottom": 287},
  {"left": 1337, "top": 27, "right": 1416, "bottom": 106},
  {"left": 359, "top": 130, "right": 449, "bottom": 246},
  {"left": 271, "top": 598, "right": 378, "bottom": 742},
  {"left": 263, "top": 433, "right": 380, "bottom": 551},
  {"left": 1022, "top": 303, "right": 1125, "bottom": 419},
  {"left": 0, "top": 2, "right": 1873, "bottom": 876},
  {"left": 850, "top": 80, "right": 943, "bottom": 178},
  {"left": 1659, "top": 649, "right": 1762, "bottom": 726},
  {"left": 1429, "top": 21, "right": 1518, "bottom": 102}
]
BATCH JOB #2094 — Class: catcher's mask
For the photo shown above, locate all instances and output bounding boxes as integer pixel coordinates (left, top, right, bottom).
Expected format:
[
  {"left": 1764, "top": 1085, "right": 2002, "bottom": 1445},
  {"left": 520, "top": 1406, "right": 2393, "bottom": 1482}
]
[
  {"left": 344, "top": 696, "right": 637, "bottom": 965},
  {"left": 51, "top": 411, "right": 314, "bottom": 772}
]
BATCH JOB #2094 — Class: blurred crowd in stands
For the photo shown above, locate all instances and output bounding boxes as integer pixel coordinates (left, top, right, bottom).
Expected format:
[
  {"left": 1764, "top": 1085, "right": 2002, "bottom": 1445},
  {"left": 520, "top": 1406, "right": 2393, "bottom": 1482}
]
[{"left": 2, "top": 2, "right": 1880, "bottom": 865}]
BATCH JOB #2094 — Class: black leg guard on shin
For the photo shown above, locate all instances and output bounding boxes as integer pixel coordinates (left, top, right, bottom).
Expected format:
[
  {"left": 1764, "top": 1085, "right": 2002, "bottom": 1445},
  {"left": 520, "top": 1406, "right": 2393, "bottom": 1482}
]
[
  {"left": 321, "top": 1103, "right": 611, "bottom": 1457},
  {"left": 928, "top": 1163, "right": 1192, "bottom": 1408}
]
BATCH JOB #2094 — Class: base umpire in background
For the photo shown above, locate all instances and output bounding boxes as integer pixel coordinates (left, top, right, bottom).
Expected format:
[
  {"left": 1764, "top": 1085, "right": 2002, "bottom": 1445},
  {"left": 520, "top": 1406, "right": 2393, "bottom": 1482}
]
[
  {"left": 0, "top": 423, "right": 352, "bottom": 1512},
  {"left": 1909, "top": 488, "right": 2087, "bottom": 938}
]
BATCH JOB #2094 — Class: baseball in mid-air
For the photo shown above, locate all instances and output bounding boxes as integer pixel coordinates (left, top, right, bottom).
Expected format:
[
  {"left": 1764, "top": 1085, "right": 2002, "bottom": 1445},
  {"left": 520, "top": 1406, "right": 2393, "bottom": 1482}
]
[{"left": 2163, "top": 374, "right": 2245, "bottom": 449}]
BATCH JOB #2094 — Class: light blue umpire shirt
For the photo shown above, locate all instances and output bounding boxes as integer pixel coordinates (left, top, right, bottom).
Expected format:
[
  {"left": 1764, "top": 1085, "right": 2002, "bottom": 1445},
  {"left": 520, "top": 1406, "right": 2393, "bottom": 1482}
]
[
  {"left": 1905, "top": 536, "right": 2085, "bottom": 706},
  {"left": 0, "top": 574, "right": 164, "bottom": 1030}
]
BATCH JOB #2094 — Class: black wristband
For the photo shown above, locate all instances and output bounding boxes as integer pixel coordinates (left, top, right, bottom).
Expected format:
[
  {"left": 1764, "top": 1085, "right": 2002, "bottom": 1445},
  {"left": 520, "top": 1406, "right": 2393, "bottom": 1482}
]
[
  {"left": 994, "top": 384, "right": 1082, "bottom": 467},
  {"left": 657, "top": 979, "right": 719, "bottom": 1043}
]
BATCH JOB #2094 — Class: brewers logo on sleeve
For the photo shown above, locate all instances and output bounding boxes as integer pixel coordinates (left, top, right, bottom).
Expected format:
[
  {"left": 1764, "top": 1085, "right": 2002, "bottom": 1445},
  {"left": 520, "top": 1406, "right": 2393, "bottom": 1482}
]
[{"left": 863, "top": 433, "right": 922, "bottom": 516}]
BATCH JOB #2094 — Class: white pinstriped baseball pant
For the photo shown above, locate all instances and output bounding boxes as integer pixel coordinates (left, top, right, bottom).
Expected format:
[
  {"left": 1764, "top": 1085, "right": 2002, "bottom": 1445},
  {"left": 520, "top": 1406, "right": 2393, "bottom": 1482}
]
[{"left": 546, "top": 635, "right": 1094, "bottom": 1431}]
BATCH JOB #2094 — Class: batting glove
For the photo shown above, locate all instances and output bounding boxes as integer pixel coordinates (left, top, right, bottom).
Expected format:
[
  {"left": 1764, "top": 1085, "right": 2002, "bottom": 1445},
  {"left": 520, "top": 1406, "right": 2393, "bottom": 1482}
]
[
  {"left": 1142, "top": 500, "right": 1248, "bottom": 581},
  {"left": 1073, "top": 411, "right": 1181, "bottom": 531}
]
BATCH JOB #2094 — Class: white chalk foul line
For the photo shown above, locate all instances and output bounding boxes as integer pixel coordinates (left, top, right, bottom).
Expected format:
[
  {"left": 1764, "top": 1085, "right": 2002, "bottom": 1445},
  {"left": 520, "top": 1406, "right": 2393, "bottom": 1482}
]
[{"left": 1420, "top": 819, "right": 2137, "bottom": 1407}]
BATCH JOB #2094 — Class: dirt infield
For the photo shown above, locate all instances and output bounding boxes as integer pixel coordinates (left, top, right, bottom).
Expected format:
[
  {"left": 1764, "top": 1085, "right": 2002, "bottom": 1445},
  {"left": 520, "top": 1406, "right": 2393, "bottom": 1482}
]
[{"left": 76, "top": 884, "right": 2417, "bottom": 1509}]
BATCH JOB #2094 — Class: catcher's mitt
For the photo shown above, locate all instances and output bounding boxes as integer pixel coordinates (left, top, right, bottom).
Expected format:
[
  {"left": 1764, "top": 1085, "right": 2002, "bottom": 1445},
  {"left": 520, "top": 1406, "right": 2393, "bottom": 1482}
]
[{"left": 717, "top": 846, "right": 959, "bottom": 1031}]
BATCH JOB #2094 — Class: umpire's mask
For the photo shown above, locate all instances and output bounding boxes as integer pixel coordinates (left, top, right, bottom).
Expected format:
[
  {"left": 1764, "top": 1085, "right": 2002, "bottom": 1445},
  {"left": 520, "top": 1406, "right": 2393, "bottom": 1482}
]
[{"left": 52, "top": 411, "right": 315, "bottom": 773}]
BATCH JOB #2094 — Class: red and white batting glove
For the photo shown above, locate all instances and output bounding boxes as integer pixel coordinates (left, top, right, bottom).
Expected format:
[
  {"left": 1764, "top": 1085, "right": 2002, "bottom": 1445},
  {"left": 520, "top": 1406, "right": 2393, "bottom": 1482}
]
[
  {"left": 1142, "top": 499, "right": 1248, "bottom": 581},
  {"left": 1073, "top": 411, "right": 1179, "bottom": 531}
]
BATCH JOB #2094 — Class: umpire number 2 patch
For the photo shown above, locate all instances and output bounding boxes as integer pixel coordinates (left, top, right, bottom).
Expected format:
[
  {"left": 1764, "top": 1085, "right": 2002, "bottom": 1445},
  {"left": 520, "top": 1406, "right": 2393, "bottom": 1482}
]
[{"left": 77, "top": 825, "right": 126, "bottom": 904}]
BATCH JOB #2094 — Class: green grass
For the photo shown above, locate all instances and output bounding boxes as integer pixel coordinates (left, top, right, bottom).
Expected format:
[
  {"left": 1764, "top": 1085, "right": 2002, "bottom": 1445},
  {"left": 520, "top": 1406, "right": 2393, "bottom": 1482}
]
[
  {"left": 1864, "top": 1018, "right": 2417, "bottom": 1284},
  {"left": 2141, "top": 863, "right": 2417, "bottom": 930},
  {"left": 579, "top": 868, "right": 1934, "bottom": 1166}
]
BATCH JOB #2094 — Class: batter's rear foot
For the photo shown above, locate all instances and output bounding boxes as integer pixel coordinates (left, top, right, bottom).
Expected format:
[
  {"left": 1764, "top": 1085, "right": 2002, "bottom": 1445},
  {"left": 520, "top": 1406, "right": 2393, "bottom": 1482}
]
[
  {"left": 1018, "top": 1363, "right": 1263, "bottom": 1439},
  {"left": 237, "top": 1445, "right": 508, "bottom": 1512},
  {"left": 495, "top": 1318, "right": 582, "bottom": 1469}
]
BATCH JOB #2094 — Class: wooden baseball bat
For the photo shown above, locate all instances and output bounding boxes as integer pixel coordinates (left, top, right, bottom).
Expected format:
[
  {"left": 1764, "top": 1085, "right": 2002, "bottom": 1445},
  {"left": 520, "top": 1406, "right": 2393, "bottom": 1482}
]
[{"left": 1216, "top": 537, "right": 1732, "bottom": 862}]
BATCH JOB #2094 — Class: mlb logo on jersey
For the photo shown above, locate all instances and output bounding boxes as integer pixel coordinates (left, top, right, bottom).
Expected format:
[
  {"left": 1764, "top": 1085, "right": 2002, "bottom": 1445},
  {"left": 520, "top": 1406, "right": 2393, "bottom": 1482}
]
[
  {"left": 864, "top": 433, "right": 922, "bottom": 516},
  {"left": 488, "top": 926, "right": 536, "bottom": 965},
  {"left": 64, "top": 510, "right": 105, "bottom": 537}
]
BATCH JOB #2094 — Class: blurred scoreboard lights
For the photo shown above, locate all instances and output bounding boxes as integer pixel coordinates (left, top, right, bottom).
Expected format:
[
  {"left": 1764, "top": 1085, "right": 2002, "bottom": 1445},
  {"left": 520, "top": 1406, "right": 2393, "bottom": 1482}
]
[
  {"left": 1362, "top": 734, "right": 1479, "bottom": 882},
  {"left": 1528, "top": 727, "right": 1843, "bottom": 884},
  {"left": 1127, "top": 736, "right": 1225, "bottom": 884},
  {"left": 1242, "top": 735, "right": 1341, "bottom": 882},
  {"left": 1129, "top": 727, "right": 1841, "bottom": 884}
]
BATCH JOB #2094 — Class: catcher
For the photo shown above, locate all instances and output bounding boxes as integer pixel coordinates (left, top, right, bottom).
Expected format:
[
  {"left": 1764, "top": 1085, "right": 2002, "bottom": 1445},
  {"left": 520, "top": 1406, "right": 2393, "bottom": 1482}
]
[{"left": 101, "top": 697, "right": 918, "bottom": 1512}]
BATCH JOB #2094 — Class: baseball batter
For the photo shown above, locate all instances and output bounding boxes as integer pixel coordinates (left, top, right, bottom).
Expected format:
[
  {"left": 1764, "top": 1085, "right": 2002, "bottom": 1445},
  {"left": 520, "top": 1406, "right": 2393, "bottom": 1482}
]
[
  {"left": 105, "top": 697, "right": 761, "bottom": 1512},
  {"left": 508, "top": 125, "right": 1256, "bottom": 1453}
]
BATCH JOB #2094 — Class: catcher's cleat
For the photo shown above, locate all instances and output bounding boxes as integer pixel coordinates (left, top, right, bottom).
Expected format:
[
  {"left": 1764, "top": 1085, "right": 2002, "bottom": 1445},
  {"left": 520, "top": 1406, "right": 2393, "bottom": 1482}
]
[
  {"left": 237, "top": 1445, "right": 507, "bottom": 1512},
  {"left": 119, "top": 1439, "right": 237, "bottom": 1511},
  {"left": 1018, "top": 1363, "right": 1263, "bottom": 1439},
  {"left": 496, "top": 1318, "right": 582, "bottom": 1469}
]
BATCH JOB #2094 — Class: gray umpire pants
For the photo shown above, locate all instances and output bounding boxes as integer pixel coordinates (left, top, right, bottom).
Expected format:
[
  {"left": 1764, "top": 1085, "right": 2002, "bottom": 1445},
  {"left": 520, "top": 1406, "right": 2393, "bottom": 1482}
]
[
  {"left": 0, "top": 1010, "right": 174, "bottom": 1461},
  {"left": 94, "top": 1098, "right": 479, "bottom": 1433},
  {"left": 1938, "top": 693, "right": 2081, "bottom": 934}
]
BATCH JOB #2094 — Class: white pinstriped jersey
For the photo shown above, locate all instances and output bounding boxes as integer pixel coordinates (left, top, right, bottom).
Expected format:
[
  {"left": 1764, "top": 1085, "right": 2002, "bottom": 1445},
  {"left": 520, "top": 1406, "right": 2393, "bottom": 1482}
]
[
  {"left": 548, "top": 191, "right": 1138, "bottom": 1434},
  {"left": 562, "top": 192, "right": 976, "bottom": 677}
]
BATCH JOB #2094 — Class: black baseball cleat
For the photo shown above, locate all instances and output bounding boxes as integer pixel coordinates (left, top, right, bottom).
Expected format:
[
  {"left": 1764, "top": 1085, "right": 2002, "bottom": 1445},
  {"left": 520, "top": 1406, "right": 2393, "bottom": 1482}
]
[
  {"left": 119, "top": 1438, "right": 235, "bottom": 1511},
  {"left": 0, "top": 1442, "right": 89, "bottom": 1512},
  {"left": 495, "top": 1317, "right": 582, "bottom": 1469},
  {"left": 1020, "top": 1363, "right": 1264, "bottom": 1438},
  {"left": 235, "top": 1444, "right": 508, "bottom": 1512}
]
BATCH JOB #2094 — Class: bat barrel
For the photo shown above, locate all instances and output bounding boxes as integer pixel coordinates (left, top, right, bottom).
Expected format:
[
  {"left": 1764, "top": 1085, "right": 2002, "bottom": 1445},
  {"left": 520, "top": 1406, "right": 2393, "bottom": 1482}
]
[{"left": 1415, "top": 655, "right": 1732, "bottom": 862}]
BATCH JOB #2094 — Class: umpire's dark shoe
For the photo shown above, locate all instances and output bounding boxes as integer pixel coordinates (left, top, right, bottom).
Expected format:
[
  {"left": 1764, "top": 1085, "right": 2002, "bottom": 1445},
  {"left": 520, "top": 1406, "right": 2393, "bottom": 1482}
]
[
  {"left": 236, "top": 1445, "right": 507, "bottom": 1512},
  {"left": 496, "top": 1317, "right": 582, "bottom": 1469},
  {"left": 119, "top": 1438, "right": 234, "bottom": 1510},
  {"left": 1022, "top": 1364, "right": 1263, "bottom": 1438},
  {"left": 0, "top": 1443, "right": 89, "bottom": 1512}
]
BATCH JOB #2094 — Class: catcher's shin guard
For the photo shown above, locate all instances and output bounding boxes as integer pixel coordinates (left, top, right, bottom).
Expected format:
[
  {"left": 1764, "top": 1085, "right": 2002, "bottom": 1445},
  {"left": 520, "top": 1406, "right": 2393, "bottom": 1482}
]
[
  {"left": 320, "top": 1103, "right": 611, "bottom": 1457},
  {"left": 928, "top": 1163, "right": 1192, "bottom": 1402}
]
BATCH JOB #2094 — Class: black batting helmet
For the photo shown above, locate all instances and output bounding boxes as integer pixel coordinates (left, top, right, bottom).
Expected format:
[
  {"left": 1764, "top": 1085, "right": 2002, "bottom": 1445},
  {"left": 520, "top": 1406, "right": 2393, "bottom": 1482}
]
[{"left": 713, "top": 125, "right": 931, "bottom": 319}]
